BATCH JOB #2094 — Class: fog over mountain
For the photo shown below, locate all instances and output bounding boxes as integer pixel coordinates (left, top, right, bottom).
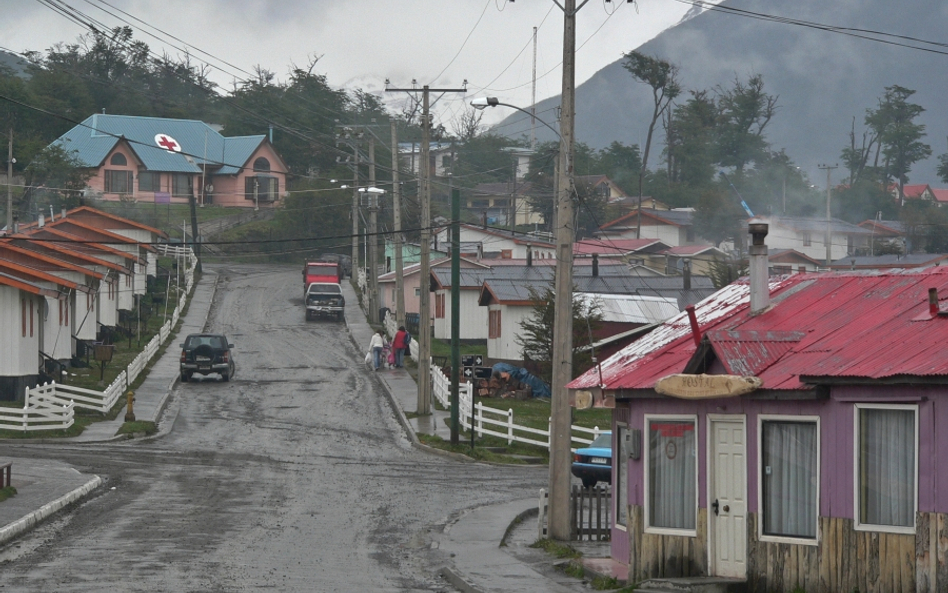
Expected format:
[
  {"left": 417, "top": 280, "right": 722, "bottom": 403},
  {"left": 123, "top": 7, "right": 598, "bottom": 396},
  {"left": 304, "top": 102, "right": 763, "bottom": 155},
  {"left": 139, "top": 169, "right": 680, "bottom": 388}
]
[{"left": 497, "top": 0, "right": 948, "bottom": 184}]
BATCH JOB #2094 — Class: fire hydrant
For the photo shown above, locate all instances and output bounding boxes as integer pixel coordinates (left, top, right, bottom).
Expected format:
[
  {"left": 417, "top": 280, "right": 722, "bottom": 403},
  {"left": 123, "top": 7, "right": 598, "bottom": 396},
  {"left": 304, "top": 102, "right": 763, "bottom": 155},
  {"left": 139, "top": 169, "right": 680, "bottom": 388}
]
[{"left": 124, "top": 390, "right": 136, "bottom": 422}]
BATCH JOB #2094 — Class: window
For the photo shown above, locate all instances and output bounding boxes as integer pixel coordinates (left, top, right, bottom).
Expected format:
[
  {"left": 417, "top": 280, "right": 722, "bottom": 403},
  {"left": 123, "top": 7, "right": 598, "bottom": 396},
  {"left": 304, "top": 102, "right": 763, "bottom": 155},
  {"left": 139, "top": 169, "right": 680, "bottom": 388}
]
[
  {"left": 172, "top": 174, "right": 192, "bottom": 197},
  {"left": 488, "top": 309, "right": 501, "bottom": 339},
  {"left": 110, "top": 152, "right": 127, "bottom": 166},
  {"left": 760, "top": 418, "right": 819, "bottom": 541},
  {"left": 773, "top": 265, "right": 791, "bottom": 276},
  {"left": 616, "top": 425, "right": 629, "bottom": 528},
  {"left": 253, "top": 157, "right": 271, "bottom": 172},
  {"left": 104, "top": 170, "right": 133, "bottom": 194},
  {"left": 244, "top": 176, "right": 279, "bottom": 201},
  {"left": 435, "top": 293, "right": 445, "bottom": 319},
  {"left": 139, "top": 171, "right": 159, "bottom": 192},
  {"left": 470, "top": 199, "right": 489, "bottom": 209},
  {"left": 855, "top": 405, "right": 917, "bottom": 532},
  {"left": 501, "top": 249, "right": 512, "bottom": 259},
  {"left": 803, "top": 233, "right": 812, "bottom": 247},
  {"left": 645, "top": 417, "right": 697, "bottom": 532},
  {"left": 414, "top": 287, "right": 420, "bottom": 297}
]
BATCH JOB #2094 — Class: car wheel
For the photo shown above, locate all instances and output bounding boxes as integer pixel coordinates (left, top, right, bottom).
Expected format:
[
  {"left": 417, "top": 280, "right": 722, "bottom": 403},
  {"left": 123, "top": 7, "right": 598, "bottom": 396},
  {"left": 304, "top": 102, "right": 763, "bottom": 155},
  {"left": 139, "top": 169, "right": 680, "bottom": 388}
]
[
  {"left": 181, "top": 372, "right": 190, "bottom": 383},
  {"left": 221, "top": 371, "right": 230, "bottom": 382},
  {"left": 581, "top": 477, "right": 597, "bottom": 489}
]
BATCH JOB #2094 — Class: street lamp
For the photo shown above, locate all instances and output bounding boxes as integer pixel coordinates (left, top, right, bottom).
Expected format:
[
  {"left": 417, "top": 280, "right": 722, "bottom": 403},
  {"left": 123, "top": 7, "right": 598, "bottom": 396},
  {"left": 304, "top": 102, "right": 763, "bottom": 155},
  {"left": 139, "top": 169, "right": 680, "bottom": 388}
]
[{"left": 470, "top": 97, "right": 561, "bottom": 139}]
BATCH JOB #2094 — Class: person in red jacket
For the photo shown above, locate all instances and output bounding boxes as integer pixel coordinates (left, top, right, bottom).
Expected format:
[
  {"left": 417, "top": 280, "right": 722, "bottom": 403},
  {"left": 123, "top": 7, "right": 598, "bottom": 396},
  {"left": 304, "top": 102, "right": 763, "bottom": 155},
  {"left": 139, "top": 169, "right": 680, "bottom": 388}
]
[{"left": 392, "top": 326, "right": 409, "bottom": 368}]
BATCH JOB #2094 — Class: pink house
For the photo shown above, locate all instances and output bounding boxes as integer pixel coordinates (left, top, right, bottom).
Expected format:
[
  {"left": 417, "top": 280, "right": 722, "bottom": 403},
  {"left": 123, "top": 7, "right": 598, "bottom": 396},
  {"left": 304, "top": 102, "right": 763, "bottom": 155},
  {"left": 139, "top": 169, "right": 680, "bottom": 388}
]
[{"left": 52, "top": 113, "right": 288, "bottom": 208}]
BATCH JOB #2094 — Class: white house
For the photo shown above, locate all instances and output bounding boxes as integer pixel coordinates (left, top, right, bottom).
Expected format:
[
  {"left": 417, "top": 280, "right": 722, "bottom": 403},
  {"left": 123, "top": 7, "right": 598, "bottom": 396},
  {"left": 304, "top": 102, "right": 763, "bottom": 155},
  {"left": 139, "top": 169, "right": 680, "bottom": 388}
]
[
  {"left": 749, "top": 216, "right": 874, "bottom": 262},
  {"left": 596, "top": 208, "right": 701, "bottom": 247},
  {"left": 434, "top": 224, "right": 555, "bottom": 261},
  {"left": 0, "top": 272, "right": 64, "bottom": 400}
]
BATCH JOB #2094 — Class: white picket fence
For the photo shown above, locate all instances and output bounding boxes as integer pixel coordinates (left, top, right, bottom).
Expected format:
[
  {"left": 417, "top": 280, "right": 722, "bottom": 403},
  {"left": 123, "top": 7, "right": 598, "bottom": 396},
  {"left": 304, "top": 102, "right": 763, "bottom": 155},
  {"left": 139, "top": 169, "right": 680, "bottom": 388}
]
[
  {"left": 0, "top": 248, "right": 197, "bottom": 432},
  {"left": 429, "top": 362, "right": 604, "bottom": 451}
]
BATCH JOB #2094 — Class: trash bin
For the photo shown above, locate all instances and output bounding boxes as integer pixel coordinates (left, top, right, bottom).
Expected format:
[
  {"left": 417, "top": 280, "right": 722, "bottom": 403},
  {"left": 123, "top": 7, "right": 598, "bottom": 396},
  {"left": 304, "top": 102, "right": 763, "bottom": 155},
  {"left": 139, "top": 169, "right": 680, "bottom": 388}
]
[{"left": 379, "top": 307, "right": 390, "bottom": 324}]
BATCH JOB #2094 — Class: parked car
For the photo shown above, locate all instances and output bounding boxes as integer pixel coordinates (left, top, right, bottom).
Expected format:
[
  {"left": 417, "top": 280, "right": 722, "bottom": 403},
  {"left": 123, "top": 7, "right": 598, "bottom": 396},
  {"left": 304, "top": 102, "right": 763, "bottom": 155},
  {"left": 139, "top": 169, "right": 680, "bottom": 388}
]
[
  {"left": 305, "top": 282, "right": 345, "bottom": 321},
  {"left": 571, "top": 431, "right": 612, "bottom": 488},
  {"left": 179, "top": 334, "right": 235, "bottom": 382}
]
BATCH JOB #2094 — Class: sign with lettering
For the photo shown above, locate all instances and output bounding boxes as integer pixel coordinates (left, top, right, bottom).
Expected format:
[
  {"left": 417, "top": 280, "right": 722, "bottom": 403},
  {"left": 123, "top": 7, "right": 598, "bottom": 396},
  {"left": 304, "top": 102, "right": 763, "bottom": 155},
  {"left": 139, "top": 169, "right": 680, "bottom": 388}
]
[{"left": 654, "top": 374, "right": 761, "bottom": 399}]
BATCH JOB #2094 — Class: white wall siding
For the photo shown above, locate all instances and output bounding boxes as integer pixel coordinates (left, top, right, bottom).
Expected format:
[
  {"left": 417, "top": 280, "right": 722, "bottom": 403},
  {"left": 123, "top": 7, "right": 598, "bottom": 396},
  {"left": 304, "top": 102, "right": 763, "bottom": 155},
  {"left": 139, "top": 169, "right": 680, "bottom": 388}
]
[
  {"left": 487, "top": 304, "right": 532, "bottom": 360},
  {"left": 434, "top": 291, "right": 487, "bottom": 340},
  {"left": 98, "top": 276, "right": 118, "bottom": 327},
  {"left": 0, "top": 288, "right": 39, "bottom": 376},
  {"left": 74, "top": 289, "right": 98, "bottom": 341},
  {"left": 118, "top": 271, "right": 134, "bottom": 311},
  {"left": 43, "top": 296, "right": 72, "bottom": 361}
]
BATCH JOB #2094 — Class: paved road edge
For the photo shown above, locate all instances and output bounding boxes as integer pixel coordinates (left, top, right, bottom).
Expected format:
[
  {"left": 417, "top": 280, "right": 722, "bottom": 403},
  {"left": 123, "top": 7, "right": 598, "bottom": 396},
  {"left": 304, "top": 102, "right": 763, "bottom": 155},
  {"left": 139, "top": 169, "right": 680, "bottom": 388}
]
[{"left": 0, "top": 476, "right": 103, "bottom": 546}]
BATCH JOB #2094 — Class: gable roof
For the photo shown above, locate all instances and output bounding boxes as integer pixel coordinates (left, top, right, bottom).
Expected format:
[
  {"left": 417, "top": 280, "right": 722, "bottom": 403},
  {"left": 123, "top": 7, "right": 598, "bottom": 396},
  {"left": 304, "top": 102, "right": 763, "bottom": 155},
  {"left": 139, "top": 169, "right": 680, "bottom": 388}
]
[
  {"left": 599, "top": 208, "right": 694, "bottom": 232},
  {"left": 858, "top": 219, "right": 904, "bottom": 235},
  {"left": 573, "top": 238, "right": 669, "bottom": 256},
  {"left": 53, "top": 113, "right": 272, "bottom": 175},
  {"left": 569, "top": 267, "right": 948, "bottom": 393},
  {"left": 900, "top": 183, "right": 932, "bottom": 199},
  {"left": 932, "top": 188, "right": 948, "bottom": 203}
]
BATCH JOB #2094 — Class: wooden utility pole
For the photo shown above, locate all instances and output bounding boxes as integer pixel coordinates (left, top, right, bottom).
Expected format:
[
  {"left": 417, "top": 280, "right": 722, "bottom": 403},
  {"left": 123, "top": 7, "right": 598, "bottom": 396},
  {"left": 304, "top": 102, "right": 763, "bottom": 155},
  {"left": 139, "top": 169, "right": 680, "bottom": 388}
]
[
  {"left": 391, "top": 120, "right": 406, "bottom": 327},
  {"left": 351, "top": 146, "right": 361, "bottom": 278},
  {"left": 548, "top": 0, "right": 579, "bottom": 542},
  {"left": 366, "top": 137, "right": 381, "bottom": 321},
  {"left": 387, "top": 82, "right": 467, "bottom": 415},
  {"left": 450, "top": 186, "right": 460, "bottom": 445},
  {"left": 818, "top": 163, "right": 838, "bottom": 266},
  {"left": 6, "top": 127, "right": 12, "bottom": 233}
]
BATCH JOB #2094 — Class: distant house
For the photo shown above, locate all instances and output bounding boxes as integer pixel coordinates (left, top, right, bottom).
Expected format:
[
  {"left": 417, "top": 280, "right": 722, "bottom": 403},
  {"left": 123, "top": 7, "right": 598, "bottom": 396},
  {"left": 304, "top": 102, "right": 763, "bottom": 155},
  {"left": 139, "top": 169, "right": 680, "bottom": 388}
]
[
  {"left": 398, "top": 141, "right": 455, "bottom": 178},
  {"left": 51, "top": 113, "right": 288, "bottom": 208},
  {"left": 568, "top": 221, "right": 948, "bottom": 592},
  {"left": 654, "top": 245, "right": 727, "bottom": 277},
  {"left": 0, "top": 274, "right": 57, "bottom": 399},
  {"left": 830, "top": 252, "right": 948, "bottom": 271},
  {"left": 858, "top": 218, "right": 906, "bottom": 252},
  {"left": 468, "top": 182, "right": 541, "bottom": 227},
  {"left": 574, "top": 174, "right": 629, "bottom": 203},
  {"left": 768, "top": 248, "right": 823, "bottom": 274},
  {"left": 433, "top": 224, "right": 555, "bottom": 261},
  {"left": 892, "top": 183, "right": 934, "bottom": 205},
  {"left": 596, "top": 208, "right": 702, "bottom": 247},
  {"left": 573, "top": 238, "right": 671, "bottom": 261},
  {"left": 745, "top": 216, "right": 874, "bottom": 262},
  {"left": 610, "top": 196, "right": 671, "bottom": 213}
]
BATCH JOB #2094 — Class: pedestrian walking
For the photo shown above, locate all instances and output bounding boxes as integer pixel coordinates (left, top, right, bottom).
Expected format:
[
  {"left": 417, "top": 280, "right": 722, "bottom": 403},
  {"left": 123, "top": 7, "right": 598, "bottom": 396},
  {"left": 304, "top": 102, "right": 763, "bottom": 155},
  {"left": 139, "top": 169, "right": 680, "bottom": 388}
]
[
  {"left": 369, "top": 330, "right": 387, "bottom": 371},
  {"left": 392, "top": 326, "right": 409, "bottom": 368}
]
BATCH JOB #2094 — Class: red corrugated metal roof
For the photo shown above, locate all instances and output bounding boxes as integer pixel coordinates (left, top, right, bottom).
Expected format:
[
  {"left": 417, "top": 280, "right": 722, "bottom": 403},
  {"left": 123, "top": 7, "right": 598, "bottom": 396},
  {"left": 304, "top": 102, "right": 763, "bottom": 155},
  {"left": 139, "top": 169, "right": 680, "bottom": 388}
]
[{"left": 568, "top": 268, "right": 948, "bottom": 392}]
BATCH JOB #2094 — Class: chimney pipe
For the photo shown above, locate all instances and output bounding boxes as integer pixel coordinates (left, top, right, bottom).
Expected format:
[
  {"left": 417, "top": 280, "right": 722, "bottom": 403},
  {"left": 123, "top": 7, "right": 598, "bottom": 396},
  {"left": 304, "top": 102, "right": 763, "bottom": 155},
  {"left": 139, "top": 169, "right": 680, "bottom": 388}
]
[
  {"left": 929, "top": 288, "right": 940, "bottom": 316},
  {"left": 62, "top": 208, "right": 67, "bottom": 219},
  {"left": 592, "top": 253, "right": 599, "bottom": 277},
  {"left": 526, "top": 243, "right": 533, "bottom": 267},
  {"left": 686, "top": 305, "right": 701, "bottom": 347},
  {"left": 748, "top": 220, "right": 770, "bottom": 315},
  {"left": 683, "top": 258, "right": 691, "bottom": 290},
  {"left": 38, "top": 213, "right": 45, "bottom": 228}
]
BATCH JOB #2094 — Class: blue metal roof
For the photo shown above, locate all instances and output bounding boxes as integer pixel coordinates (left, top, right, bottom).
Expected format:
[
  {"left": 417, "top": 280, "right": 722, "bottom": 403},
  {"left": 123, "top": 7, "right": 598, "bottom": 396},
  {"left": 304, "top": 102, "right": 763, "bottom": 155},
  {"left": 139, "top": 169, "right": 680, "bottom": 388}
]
[{"left": 53, "top": 114, "right": 266, "bottom": 175}]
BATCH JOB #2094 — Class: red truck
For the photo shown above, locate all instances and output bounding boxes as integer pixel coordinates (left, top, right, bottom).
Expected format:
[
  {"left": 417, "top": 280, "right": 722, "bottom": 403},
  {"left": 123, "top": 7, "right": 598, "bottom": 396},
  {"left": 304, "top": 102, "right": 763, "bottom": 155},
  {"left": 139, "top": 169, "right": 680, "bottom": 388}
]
[{"left": 303, "top": 261, "right": 343, "bottom": 292}]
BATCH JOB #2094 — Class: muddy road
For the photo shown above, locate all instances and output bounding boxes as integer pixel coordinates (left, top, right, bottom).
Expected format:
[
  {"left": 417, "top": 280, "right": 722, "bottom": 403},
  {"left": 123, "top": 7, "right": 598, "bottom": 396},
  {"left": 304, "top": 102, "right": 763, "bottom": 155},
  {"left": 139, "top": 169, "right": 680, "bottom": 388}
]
[{"left": 0, "top": 264, "right": 546, "bottom": 591}]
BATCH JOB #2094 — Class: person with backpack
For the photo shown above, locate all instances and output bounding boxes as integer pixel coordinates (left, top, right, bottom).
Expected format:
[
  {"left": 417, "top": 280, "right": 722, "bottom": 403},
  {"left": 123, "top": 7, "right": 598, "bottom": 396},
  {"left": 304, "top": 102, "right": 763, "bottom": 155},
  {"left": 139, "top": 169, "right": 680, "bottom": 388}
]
[{"left": 392, "top": 326, "right": 410, "bottom": 368}]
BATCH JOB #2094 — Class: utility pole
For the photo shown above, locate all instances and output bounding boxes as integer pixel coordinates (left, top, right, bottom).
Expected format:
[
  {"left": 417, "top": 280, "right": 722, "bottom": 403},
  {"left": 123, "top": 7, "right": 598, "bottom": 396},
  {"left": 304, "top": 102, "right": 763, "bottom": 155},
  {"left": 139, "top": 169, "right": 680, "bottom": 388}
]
[
  {"left": 549, "top": 0, "right": 579, "bottom": 542},
  {"left": 450, "top": 186, "right": 460, "bottom": 445},
  {"left": 387, "top": 81, "right": 467, "bottom": 416},
  {"left": 6, "top": 127, "right": 12, "bottom": 233},
  {"left": 531, "top": 26, "right": 538, "bottom": 152},
  {"left": 367, "top": 136, "right": 379, "bottom": 322},
  {"left": 818, "top": 163, "right": 838, "bottom": 267},
  {"left": 392, "top": 119, "right": 406, "bottom": 327},
  {"left": 351, "top": 146, "right": 361, "bottom": 277}
]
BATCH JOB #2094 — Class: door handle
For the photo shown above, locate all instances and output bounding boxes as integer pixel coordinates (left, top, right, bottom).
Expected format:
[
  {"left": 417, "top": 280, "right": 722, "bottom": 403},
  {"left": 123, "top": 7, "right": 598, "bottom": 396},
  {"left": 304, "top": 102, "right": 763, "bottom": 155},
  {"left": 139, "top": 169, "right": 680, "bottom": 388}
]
[
  {"left": 723, "top": 504, "right": 730, "bottom": 513},
  {"left": 712, "top": 499, "right": 719, "bottom": 516}
]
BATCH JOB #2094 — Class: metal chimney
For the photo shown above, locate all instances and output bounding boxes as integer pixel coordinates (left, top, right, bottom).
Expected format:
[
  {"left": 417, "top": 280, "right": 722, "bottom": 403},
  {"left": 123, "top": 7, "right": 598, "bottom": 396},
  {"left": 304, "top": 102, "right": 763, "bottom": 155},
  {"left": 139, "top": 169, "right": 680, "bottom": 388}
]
[
  {"left": 748, "top": 221, "right": 770, "bottom": 315},
  {"left": 683, "top": 258, "right": 691, "bottom": 290},
  {"left": 592, "top": 253, "right": 599, "bottom": 277},
  {"left": 37, "top": 213, "right": 45, "bottom": 228},
  {"left": 526, "top": 243, "right": 533, "bottom": 267}
]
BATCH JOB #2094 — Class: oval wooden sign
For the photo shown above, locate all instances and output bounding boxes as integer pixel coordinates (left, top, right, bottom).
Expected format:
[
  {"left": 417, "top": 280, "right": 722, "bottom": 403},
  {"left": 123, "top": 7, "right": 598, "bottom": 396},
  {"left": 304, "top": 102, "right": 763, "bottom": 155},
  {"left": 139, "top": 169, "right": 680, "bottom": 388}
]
[{"left": 655, "top": 374, "right": 762, "bottom": 399}]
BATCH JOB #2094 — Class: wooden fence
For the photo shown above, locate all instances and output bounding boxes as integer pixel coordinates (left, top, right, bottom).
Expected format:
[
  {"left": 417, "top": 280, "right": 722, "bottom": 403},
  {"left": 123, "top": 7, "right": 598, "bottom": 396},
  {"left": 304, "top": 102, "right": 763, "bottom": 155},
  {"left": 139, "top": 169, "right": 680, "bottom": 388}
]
[
  {"left": 537, "top": 486, "right": 612, "bottom": 542},
  {"left": 0, "top": 248, "right": 197, "bottom": 432},
  {"left": 429, "top": 362, "right": 605, "bottom": 451}
]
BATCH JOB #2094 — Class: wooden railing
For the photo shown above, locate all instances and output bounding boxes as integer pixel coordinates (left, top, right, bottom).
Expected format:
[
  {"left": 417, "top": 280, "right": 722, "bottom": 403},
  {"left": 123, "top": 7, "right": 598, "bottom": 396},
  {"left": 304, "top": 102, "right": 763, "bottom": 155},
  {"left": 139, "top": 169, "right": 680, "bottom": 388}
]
[{"left": 537, "top": 485, "right": 612, "bottom": 542}]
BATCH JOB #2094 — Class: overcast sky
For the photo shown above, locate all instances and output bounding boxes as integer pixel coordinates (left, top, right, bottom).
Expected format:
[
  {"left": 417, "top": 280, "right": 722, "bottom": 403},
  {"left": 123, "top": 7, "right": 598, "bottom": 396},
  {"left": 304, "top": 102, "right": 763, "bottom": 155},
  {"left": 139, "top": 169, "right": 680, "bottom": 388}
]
[{"left": 0, "top": 0, "right": 704, "bottom": 134}]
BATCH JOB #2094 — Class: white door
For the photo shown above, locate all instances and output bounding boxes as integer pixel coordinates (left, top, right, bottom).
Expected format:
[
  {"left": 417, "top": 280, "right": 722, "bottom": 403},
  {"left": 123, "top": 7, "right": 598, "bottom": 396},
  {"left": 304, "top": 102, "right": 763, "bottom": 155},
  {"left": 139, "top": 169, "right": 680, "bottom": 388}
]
[{"left": 709, "top": 417, "right": 747, "bottom": 578}]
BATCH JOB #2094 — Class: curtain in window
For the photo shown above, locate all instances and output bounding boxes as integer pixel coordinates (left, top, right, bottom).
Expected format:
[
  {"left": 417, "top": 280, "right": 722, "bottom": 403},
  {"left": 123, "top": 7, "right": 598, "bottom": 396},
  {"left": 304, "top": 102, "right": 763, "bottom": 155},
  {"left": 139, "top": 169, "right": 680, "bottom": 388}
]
[
  {"left": 860, "top": 408, "right": 915, "bottom": 527},
  {"left": 762, "top": 422, "right": 817, "bottom": 538},
  {"left": 649, "top": 421, "right": 696, "bottom": 529}
]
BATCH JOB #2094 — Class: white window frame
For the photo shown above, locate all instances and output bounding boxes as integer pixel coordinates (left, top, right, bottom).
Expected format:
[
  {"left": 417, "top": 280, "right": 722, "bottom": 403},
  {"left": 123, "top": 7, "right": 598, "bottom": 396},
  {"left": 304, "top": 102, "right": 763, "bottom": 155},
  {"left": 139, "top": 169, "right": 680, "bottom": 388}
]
[
  {"left": 643, "top": 414, "right": 698, "bottom": 537},
  {"left": 853, "top": 403, "right": 918, "bottom": 534},
  {"left": 757, "top": 414, "right": 821, "bottom": 546}
]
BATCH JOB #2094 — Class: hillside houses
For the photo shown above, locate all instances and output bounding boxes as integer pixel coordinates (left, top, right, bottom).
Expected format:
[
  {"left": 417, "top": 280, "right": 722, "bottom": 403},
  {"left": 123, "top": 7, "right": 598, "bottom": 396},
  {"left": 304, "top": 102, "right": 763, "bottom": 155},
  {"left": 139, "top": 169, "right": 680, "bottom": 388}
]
[{"left": 0, "top": 207, "right": 169, "bottom": 400}]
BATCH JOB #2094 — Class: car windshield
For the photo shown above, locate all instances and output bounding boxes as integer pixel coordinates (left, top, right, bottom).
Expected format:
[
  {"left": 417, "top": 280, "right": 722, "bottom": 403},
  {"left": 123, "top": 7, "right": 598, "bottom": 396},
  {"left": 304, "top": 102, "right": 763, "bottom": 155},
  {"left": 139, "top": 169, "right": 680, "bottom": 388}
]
[
  {"left": 589, "top": 433, "right": 612, "bottom": 449},
  {"left": 308, "top": 283, "right": 341, "bottom": 294},
  {"left": 186, "top": 336, "right": 224, "bottom": 349}
]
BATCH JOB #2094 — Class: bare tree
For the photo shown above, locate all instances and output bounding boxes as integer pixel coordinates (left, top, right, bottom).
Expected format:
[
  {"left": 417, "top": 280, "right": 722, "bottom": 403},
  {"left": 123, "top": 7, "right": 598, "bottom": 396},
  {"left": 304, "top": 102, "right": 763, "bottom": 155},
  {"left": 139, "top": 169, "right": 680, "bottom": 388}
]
[{"left": 451, "top": 106, "right": 484, "bottom": 142}]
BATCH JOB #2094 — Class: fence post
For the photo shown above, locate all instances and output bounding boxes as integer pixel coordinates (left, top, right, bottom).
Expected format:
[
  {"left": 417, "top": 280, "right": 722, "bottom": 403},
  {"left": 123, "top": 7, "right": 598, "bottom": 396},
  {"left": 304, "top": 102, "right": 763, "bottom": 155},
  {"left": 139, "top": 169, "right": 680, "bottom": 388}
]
[
  {"left": 475, "top": 402, "right": 482, "bottom": 438},
  {"left": 548, "top": 416, "right": 553, "bottom": 451},
  {"left": 538, "top": 488, "right": 548, "bottom": 541},
  {"left": 507, "top": 408, "right": 514, "bottom": 445}
]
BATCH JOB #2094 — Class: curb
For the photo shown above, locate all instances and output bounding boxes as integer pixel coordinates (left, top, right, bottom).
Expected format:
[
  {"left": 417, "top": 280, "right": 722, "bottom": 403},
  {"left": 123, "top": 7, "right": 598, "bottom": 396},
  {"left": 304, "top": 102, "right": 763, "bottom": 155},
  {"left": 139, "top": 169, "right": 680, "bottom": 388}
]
[
  {"left": 0, "top": 476, "right": 103, "bottom": 546},
  {"left": 439, "top": 566, "right": 482, "bottom": 593}
]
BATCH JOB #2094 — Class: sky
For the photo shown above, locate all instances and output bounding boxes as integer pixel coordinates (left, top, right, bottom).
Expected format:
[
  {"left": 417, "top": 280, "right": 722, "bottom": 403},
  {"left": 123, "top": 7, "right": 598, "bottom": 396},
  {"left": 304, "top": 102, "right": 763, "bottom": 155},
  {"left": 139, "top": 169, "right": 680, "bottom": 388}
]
[{"left": 0, "top": 0, "right": 705, "bottom": 134}]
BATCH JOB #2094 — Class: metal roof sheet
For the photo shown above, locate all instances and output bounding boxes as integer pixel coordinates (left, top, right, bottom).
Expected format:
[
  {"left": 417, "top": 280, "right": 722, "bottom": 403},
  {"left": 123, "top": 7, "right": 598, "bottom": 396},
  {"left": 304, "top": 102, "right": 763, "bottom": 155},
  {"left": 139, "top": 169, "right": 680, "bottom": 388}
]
[
  {"left": 53, "top": 114, "right": 264, "bottom": 174},
  {"left": 569, "top": 268, "right": 948, "bottom": 392}
]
